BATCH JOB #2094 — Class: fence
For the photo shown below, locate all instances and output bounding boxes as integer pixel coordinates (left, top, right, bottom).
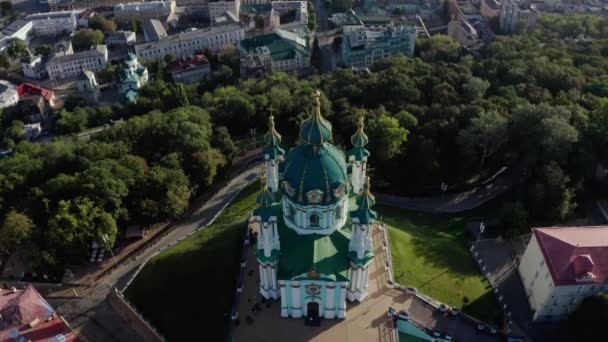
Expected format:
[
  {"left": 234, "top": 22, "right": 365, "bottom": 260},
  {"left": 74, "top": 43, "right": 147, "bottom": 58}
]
[{"left": 108, "top": 288, "right": 166, "bottom": 342}]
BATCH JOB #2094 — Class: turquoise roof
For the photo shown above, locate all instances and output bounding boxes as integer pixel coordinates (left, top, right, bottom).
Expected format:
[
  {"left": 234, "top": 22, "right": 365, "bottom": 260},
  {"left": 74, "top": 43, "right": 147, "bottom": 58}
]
[
  {"left": 254, "top": 176, "right": 275, "bottom": 220},
  {"left": 282, "top": 91, "right": 348, "bottom": 205},
  {"left": 263, "top": 114, "right": 285, "bottom": 160},
  {"left": 351, "top": 179, "right": 377, "bottom": 224},
  {"left": 277, "top": 215, "right": 351, "bottom": 282},
  {"left": 348, "top": 116, "right": 370, "bottom": 161},
  {"left": 282, "top": 143, "right": 348, "bottom": 205},
  {"left": 240, "top": 32, "right": 309, "bottom": 62},
  {"left": 397, "top": 320, "right": 434, "bottom": 342},
  {"left": 299, "top": 91, "right": 332, "bottom": 145}
]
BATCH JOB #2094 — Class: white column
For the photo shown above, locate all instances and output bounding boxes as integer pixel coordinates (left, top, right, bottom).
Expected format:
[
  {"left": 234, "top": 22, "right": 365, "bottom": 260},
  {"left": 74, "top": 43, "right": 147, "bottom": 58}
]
[
  {"left": 357, "top": 268, "right": 364, "bottom": 290},
  {"left": 259, "top": 265, "right": 266, "bottom": 289},
  {"left": 350, "top": 267, "right": 358, "bottom": 292},
  {"left": 326, "top": 286, "right": 335, "bottom": 319},
  {"left": 363, "top": 267, "right": 369, "bottom": 290},
  {"left": 271, "top": 266, "right": 277, "bottom": 290},
  {"left": 280, "top": 285, "right": 288, "bottom": 317},
  {"left": 292, "top": 285, "right": 301, "bottom": 318}
]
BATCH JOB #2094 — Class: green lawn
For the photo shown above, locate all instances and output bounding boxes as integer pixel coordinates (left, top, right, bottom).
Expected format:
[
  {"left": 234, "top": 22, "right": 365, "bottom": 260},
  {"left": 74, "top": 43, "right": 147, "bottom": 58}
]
[
  {"left": 124, "top": 182, "right": 259, "bottom": 341},
  {"left": 380, "top": 206, "right": 503, "bottom": 325}
]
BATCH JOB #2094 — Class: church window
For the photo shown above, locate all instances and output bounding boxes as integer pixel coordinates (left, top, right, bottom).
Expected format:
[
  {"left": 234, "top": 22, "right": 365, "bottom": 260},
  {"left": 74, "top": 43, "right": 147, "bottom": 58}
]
[
  {"left": 286, "top": 205, "right": 295, "bottom": 221},
  {"left": 335, "top": 204, "right": 343, "bottom": 220},
  {"left": 309, "top": 214, "right": 320, "bottom": 227}
]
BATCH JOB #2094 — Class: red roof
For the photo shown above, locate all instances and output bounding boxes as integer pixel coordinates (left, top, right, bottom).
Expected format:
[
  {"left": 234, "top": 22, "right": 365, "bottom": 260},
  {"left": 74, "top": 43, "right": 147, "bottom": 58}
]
[
  {"left": 533, "top": 226, "right": 608, "bottom": 286},
  {"left": 0, "top": 286, "right": 78, "bottom": 342},
  {"left": 17, "top": 83, "right": 55, "bottom": 102},
  {"left": 169, "top": 55, "right": 210, "bottom": 73}
]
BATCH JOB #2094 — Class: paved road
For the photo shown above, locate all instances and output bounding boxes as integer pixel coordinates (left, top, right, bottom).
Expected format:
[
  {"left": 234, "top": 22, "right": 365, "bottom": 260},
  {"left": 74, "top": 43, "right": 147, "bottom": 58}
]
[
  {"left": 47, "top": 164, "right": 263, "bottom": 342},
  {"left": 376, "top": 166, "right": 529, "bottom": 213}
]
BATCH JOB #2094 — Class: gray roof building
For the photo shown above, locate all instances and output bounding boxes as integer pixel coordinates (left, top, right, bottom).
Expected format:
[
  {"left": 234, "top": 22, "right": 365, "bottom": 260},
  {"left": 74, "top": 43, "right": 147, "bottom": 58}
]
[{"left": 143, "top": 19, "right": 168, "bottom": 42}]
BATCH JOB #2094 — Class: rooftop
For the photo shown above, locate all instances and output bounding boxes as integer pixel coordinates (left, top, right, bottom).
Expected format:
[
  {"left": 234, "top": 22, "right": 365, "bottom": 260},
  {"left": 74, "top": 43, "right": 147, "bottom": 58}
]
[
  {"left": 136, "top": 23, "right": 242, "bottom": 50},
  {"left": 2, "top": 19, "right": 31, "bottom": 35},
  {"left": 26, "top": 10, "right": 77, "bottom": 20},
  {"left": 533, "top": 226, "right": 608, "bottom": 286},
  {"left": 240, "top": 31, "right": 308, "bottom": 62},
  {"left": 276, "top": 211, "right": 351, "bottom": 282},
  {"left": 47, "top": 45, "right": 107, "bottom": 65},
  {"left": 169, "top": 54, "right": 210, "bottom": 73},
  {"left": 143, "top": 19, "right": 167, "bottom": 42}
]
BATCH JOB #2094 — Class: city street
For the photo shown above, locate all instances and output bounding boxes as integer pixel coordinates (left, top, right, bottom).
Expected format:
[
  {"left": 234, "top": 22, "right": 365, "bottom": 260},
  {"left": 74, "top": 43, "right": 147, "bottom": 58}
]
[{"left": 47, "top": 164, "right": 263, "bottom": 341}]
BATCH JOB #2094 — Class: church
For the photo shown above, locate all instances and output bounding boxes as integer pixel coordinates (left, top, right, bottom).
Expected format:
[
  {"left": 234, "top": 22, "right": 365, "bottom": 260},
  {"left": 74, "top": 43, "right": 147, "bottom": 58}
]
[{"left": 252, "top": 90, "right": 377, "bottom": 322}]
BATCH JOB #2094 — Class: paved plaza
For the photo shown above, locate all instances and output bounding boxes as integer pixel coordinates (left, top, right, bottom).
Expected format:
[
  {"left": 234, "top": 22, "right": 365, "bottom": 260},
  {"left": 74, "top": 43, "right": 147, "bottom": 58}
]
[{"left": 234, "top": 225, "right": 502, "bottom": 342}]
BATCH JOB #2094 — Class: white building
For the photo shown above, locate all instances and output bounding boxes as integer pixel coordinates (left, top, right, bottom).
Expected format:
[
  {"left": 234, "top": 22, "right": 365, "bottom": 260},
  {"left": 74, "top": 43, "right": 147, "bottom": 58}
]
[
  {"left": 0, "top": 80, "right": 19, "bottom": 109},
  {"left": 342, "top": 25, "right": 416, "bottom": 69},
  {"left": 113, "top": 0, "right": 176, "bottom": 23},
  {"left": 499, "top": 0, "right": 537, "bottom": 33},
  {"left": 46, "top": 45, "right": 109, "bottom": 81},
  {"left": 26, "top": 11, "right": 78, "bottom": 36},
  {"left": 448, "top": 20, "right": 481, "bottom": 49},
  {"left": 106, "top": 31, "right": 137, "bottom": 46},
  {"left": 209, "top": 0, "right": 240, "bottom": 21},
  {"left": 518, "top": 226, "right": 608, "bottom": 321},
  {"left": 135, "top": 24, "right": 244, "bottom": 63},
  {"left": 22, "top": 54, "right": 47, "bottom": 79},
  {"left": 76, "top": 70, "right": 101, "bottom": 103},
  {"left": 0, "top": 20, "right": 33, "bottom": 52}
]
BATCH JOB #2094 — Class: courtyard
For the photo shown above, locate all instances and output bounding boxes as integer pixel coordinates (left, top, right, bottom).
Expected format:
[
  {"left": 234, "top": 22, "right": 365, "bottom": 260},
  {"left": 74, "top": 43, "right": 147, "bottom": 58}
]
[
  {"left": 381, "top": 205, "right": 503, "bottom": 325},
  {"left": 123, "top": 185, "right": 502, "bottom": 341}
]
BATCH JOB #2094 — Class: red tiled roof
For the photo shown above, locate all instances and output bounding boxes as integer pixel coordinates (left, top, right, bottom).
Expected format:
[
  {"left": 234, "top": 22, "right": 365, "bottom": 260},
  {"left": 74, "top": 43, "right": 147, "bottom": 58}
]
[
  {"left": 169, "top": 55, "right": 210, "bottom": 73},
  {"left": 533, "top": 226, "right": 608, "bottom": 286},
  {"left": 0, "top": 285, "right": 80, "bottom": 342},
  {"left": 17, "top": 83, "right": 55, "bottom": 102}
]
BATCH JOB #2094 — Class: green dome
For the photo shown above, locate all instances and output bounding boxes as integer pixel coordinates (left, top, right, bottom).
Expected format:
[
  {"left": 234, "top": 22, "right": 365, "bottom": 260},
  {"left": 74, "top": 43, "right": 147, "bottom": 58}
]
[
  {"left": 348, "top": 115, "right": 370, "bottom": 161},
  {"left": 351, "top": 178, "right": 377, "bottom": 224},
  {"left": 281, "top": 143, "right": 349, "bottom": 205},
  {"left": 263, "top": 114, "right": 285, "bottom": 159},
  {"left": 299, "top": 91, "right": 332, "bottom": 145}
]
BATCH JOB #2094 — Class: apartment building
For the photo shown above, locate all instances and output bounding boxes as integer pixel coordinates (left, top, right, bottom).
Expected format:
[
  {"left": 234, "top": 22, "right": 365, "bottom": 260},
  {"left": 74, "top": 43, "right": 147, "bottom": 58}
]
[
  {"left": 209, "top": 0, "right": 240, "bottom": 21},
  {"left": 342, "top": 24, "right": 416, "bottom": 69},
  {"left": 22, "top": 54, "right": 47, "bottom": 79},
  {"left": 135, "top": 24, "right": 244, "bottom": 62},
  {"left": 113, "top": 0, "right": 176, "bottom": 24},
  {"left": 499, "top": 0, "right": 537, "bottom": 33},
  {"left": 0, "top": 20, "right": 33, "bottom": 51},
  {"left": 46, "top": 45, "right": 109, "bottom": 81},
  {"left": 518, "top": 226, "right": 608, "bottom": 321},
  {"left": 169, "top": 55, "right": 211, "bottom": 83},
  {"left": 239, "top": 28, "right": 309, "bottom": 79},
  {"left": 26, "top": 11, "right": 78, "bottom": 36},
  {"left": 48, "top": 0, "right": 124, "bottom": 11}
]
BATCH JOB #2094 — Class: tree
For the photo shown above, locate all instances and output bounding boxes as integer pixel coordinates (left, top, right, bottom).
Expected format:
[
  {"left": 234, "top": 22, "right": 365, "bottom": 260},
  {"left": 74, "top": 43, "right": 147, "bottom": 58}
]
[
  {"left": 164, "top": 53, "right": 176, "bottom": 64},
  {"left": 88, "top": 16, "right": 117, "bottom": 34},
  {"left": 34, "top": 44, "right": 51, "bottom": 58},
  {"left": 0, "top": 210, "right": 34, "bottom": 254},
  {"left": 529, "top": 161, "right": 577, "bottom": 222},
  {"left": 311, "top": 38, "right": 322, "bottom": 71},
  {"left": 568, "top": 293, "right": 608, "bottom": 341},
  {"left": 330, "top": 0, "right": 352, "bottom": 12},
  {"left": 0, "top": 1, "right": 12, "bottom": 14},
  {"left": 213, "top": 126, "right": 237, "bottom": 159},
  {"left": 497, "top": 201, "right": 528, "bottom": 238},
  {"left": 254, "top": 15, "right": 265, "bottom": 29},
  {"left": 0, "top": 52, "right": 9, "bottom": 68},
  {"left": 72, "top": 29, "right": 104, "bottom": 51},
  {"left": 462, "top": 77, "right": 490, "bottom": 101},
  {"left": 416, "top": 35, "right": 460, "bottom": 63},
  {"left": 367, "top": 113, "right": 409, "bottom": 162},
  {"left": 55, "top": 108, "right": 89, "bottom": 134},
  {"left": 458, "top": 111, "right": 508, "bottom": 171},
  {"left": 7, "top": 39, "right": 26, "bottom": 59}
]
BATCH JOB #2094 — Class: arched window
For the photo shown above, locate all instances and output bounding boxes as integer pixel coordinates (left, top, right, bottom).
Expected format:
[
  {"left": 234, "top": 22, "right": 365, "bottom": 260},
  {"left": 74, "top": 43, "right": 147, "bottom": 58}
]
[
  {"left": 335, "top": 204, "right": 343, "bottom": 221},
  {"left": 286, "top": 205, "right": 295, "bottom": 221},
  {"left": 309, "top": 213, "right": 320, "bottom": 227}
]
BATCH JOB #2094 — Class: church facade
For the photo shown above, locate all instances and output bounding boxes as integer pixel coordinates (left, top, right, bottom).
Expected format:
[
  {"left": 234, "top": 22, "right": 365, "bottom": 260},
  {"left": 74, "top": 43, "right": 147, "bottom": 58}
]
[{"left": 252, "top": 91, "right": 377, "bottom": 321}]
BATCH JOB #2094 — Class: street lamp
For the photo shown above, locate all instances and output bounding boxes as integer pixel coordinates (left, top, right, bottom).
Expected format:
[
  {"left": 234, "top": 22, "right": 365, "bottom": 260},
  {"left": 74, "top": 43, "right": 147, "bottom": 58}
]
[
  {"left": 477, "top": 222, "right": 485, "bottom": 241},
  {"left": 101, "top": 234, "right": 118, "bottom": 268},
  {"left": 440, "top": 182, "right": 448, "bottom": 200},
  {"left": 250, "top": 128, "right": 257, "bottom": 149}
]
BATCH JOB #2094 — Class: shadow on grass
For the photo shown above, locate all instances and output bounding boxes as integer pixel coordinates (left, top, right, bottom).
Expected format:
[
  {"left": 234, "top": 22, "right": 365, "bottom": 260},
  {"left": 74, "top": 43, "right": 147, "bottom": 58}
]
[
  {"left": 378, "top": 205, "right": 478, "bottom": 276},
  {"left": 125, "top": 183, "right": 259, "bottom": 342},
  {"left": 462, "top": 289, "right": 504, "bottom": 326}
]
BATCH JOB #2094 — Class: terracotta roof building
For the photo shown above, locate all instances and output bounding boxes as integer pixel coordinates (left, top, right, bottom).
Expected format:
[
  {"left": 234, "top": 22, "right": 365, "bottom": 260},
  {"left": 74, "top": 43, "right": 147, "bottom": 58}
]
[
  {"left": 518, "top": 226, "right": 608, "bottom": 321},
  {"left": 0, "top": 285, "right": 78, "bottom": 342},
  {"left": 169, "top": 55, "right": 211, "bottom": 83}
]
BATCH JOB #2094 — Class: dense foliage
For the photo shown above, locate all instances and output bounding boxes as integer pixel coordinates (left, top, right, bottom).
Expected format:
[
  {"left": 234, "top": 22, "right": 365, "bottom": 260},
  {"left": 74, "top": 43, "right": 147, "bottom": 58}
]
[
  {"left": 3, "top": 14, "right": 608, "bottom": 270},
  {"left": 0, "top": 106, "right": 231, "bottom": 275}
]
